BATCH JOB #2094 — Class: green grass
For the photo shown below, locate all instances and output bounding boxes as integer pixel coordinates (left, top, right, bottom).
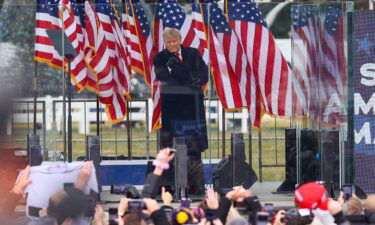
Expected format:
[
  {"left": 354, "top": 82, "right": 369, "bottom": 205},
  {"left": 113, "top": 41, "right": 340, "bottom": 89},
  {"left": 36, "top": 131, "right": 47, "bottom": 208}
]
[{"left": 11, "top": 116, "right": 291, "bottom": 182}]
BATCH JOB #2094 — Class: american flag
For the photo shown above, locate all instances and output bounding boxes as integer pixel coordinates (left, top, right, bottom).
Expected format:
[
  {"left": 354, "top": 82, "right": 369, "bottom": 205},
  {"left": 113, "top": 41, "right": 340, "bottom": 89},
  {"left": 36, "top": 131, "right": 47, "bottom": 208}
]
[
  {"left": 291, "top": 5, "right": 319, "bottom": 118},
  {"left": 35, "top": 0, "right": 95, "bottom": 91},
  {"left": 96, "top": 0, "right": 131, "bottom": 123},
  {"left": 203, "top": 1, "right": 261, "bottom": 126},
  {"left": 70, "top": 0, "right": 98, "bottom": 90},
  {"left": 83, "top": 0, "right": 98, "bottom": 73},
  {"left": 60, "top": 0, "right": 93, "bottom": 91},
  {"left": 122, "top": 0, "right": 147, "bottom": 76},
  {"left": 320, "top": 5, "right": 347, "bottom": 124},
  {"left": 123, "top": 0, "right": 153, "bottom": 86},
  {"left": 35, "top": 0, "right": 63, "bottom": 69},
  {"left": 84, "top": 0, "right": 111, "bottom": 93},
  {"left": 188, "top": 2, "right": 209, "bottom": 64},
  {"left": 226, "top": 0, "right": 294, "bottom": 117},
  {"left": 190, "top": 1, "right": 209, "bottom": 93},
  {"left": 149, "top": 0, "right": 166, "bottom": 131}
]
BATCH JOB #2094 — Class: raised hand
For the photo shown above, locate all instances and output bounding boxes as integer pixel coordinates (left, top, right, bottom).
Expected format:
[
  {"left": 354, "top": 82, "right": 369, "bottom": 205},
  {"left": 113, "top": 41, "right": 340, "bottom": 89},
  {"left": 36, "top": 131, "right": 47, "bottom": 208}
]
[
  {"left": 161, "top": 186, "right": 173, "bottom": 206},
  {"left": 76, "top": 161, "right": 93, "bottom": 190},
  {"left": 12, "top": 165, "right": 32, "bottom": 195},
  {"left": 206, "top": 188, "right": 219, "bottom": 210},
  {"left": 166, "top": 56, "right": 179, "bottom": 68}
]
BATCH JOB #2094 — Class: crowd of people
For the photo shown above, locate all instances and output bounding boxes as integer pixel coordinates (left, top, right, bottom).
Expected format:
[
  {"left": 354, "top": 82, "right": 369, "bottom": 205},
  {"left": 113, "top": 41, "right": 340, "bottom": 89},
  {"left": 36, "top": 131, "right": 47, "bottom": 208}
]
[{"left": 2, "top": 148, "right": 375, "bottom": 225}]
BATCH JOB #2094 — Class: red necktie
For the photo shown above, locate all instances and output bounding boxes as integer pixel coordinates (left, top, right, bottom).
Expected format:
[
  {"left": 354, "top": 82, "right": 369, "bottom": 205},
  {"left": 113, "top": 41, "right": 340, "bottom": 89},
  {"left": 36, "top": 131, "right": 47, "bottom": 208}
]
[{"left": 176, "top": 53, "right": 183, "bottom": 63}]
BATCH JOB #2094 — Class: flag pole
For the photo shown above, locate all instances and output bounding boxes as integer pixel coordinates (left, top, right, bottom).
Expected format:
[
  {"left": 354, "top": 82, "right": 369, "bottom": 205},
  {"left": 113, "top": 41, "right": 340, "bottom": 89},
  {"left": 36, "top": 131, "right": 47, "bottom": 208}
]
[
  {"left": 96, "top": 95, "right": 100, "bottom": 136},
  {"left": 62, "top": 64, "right": 67, "bottom": 162},
  {"left": 67, "top": 57, "right": 73, "bottom": 162},
  {"left": 126, "top": 101, "right": 132, "bottom": 160},
  {"left": 248, "top": 111, "right": 253, "bottom": 165},
  {"left": 33, "top": 61, "right": 38, "bottom": 135},
  {"left": 222, "top": 108, "right": 226, "bottom": 158}
]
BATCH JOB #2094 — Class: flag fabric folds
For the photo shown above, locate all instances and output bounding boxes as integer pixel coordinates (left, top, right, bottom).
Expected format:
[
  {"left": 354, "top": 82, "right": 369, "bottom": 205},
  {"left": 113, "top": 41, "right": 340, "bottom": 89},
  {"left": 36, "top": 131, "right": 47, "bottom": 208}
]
[
  {"left": 35, "top": 0, "right": 96, "bottom": 91},
  {"left": 95, "top": 0, "right": 131, "bottom": 123},
  {"left": 35, "top": 0, "right": 314, "bottom": 129},
  {"left": 123, "top": 0, "right": 160, "bottom": 130},
  {"left": 198, "top": 0, "right": 261, "bottom": 126},
  {"left": 291, "top": 4, "right": 347, "bottom": 125},
  {"left": 188, "top": 2, "right": 208, "bottom": 64},
  {"left": 35, "top": 0, "right": 64, "bottom": 69},
  {"left": 60, "top": 0, "right": 96, "bottom": 91},
  {"left": 122, "top": 0, "right": 150, "bottom": 76},
  {"left": 319, "top": 5, "right": 347, "bottom": 124},
  {"left": 291, "top": 5, "right": 319, "bottom": 119},
  {"left": 35, "top": 0, "right": 131, "bottom": 123},
  {"left": 226, "top": 0, "right": 295, "bottom": 118}
]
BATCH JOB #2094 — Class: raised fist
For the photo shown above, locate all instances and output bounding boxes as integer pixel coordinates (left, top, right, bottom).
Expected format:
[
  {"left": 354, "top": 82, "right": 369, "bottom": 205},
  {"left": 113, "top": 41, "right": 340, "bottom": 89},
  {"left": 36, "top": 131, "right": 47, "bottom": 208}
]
[{"left": 166, "top": 56, "right": 179, "bottom": 67}]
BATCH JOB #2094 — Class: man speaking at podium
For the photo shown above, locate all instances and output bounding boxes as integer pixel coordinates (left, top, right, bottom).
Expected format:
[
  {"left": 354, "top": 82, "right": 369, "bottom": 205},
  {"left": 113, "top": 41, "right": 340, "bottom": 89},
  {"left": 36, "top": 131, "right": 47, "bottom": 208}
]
[{"left": 153, "top": 28, "right": 208, "bottom": 195}]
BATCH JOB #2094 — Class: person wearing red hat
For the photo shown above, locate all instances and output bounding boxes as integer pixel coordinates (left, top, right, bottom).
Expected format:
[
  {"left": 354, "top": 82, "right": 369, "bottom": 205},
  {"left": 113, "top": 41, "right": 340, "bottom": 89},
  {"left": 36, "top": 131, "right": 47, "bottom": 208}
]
[
  {"left": 293, "top": 182, "right": 352, "bottom": 225},
  {"left": 294, "top": 182, "right": 329, "bottom": 211}
]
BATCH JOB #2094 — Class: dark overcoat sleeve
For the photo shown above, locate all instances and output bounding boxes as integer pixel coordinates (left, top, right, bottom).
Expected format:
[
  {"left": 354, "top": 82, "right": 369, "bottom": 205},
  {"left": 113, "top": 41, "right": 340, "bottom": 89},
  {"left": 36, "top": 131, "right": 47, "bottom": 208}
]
[
  {"left": 153, "top": 48, "right": 208, "bottom": 88},
  {"left": 153, "top": 53, "right": 170, "bottom": 81},
  {"left": 170, "top": 48, "right": 208, "bottom": 87}
]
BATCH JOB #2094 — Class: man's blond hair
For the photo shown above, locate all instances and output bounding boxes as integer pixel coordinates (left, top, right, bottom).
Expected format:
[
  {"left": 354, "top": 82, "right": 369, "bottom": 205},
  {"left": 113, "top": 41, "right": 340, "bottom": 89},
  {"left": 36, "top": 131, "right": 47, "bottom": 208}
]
[{"left": 163, "top": 27, "right": 181, "bottom": 40}]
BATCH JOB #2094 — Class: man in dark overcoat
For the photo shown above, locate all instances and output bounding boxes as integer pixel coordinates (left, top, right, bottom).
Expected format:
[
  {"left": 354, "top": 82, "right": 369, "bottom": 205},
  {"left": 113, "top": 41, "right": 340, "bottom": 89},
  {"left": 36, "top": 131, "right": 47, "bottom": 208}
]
[{"left": 153, "top": 28, "right": 208, "bottom": 195}]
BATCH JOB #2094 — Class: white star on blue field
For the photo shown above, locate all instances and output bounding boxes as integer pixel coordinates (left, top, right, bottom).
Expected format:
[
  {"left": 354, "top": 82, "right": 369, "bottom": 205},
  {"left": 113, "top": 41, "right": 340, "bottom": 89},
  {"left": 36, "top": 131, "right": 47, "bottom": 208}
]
[{"left": 356, "top": 33, "right": 375, "bottom": 56}]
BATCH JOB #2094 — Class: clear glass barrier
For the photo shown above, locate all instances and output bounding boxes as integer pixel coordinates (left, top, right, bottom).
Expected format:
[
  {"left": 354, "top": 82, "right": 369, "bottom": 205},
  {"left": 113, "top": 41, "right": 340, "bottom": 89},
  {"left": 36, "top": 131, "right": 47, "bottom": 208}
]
[
  {"left": 0, "top": 1, "right": 354, "bottom": 197},
  {"left": 291, "top": 2, "right": 353, "bottom": 189}
]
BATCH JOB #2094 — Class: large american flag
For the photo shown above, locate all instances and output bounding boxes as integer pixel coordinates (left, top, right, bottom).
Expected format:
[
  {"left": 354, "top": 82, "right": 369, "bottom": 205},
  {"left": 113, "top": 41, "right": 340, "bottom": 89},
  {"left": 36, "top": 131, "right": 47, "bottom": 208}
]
[
  {"left": 70, "top": 0, "right": 98, "bottom": 90},
  {"left": 226, "top": 0, "right": 294, "bottom": 117},
  {"left": 189, "top": 2, "right": 209, "bottom": 64},
  {"left": 84, "top": 0, "right": 112, "bottom": 96},
  {"left": 123, "top": 0, "right": 153, "bottom": 89},
  {"left": 35, "top": 0, "right": 95, "bottom": 91},
  {"left": 291, "top": 5, "right": 319, "bottom": 119},
  {"left": 203, "top": 1, "right": 261, "bottom": 126},
  {"left": 35, "top": 0, "right": 63, "bottom": 69},
  {"left": 149, "top": 0, "right": 166, "bottom": 131},
  {"left": 96, "top": 0, "right": 131, "bottom": 123},
  {"left": 320, "top": 5, "right": 347, "bottom": 125},
  {"left": 60, "top": 0, "right": 94, "bottom": 91},
  {"left": 123, "top": 0, "right": 162, "bottom": 131},
  {"left": 122, "top": 0, "right": 148, "bottom": 76}
]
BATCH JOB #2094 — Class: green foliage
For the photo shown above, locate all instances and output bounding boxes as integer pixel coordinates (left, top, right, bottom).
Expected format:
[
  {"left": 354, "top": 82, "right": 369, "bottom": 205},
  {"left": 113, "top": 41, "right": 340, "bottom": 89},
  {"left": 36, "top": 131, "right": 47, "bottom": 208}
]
[
  {"left": 259, "top": 3, "right": 292, "bottom": 39},
  {"left": 0, "top": 2, "right": 63, "bottom": 97}
]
